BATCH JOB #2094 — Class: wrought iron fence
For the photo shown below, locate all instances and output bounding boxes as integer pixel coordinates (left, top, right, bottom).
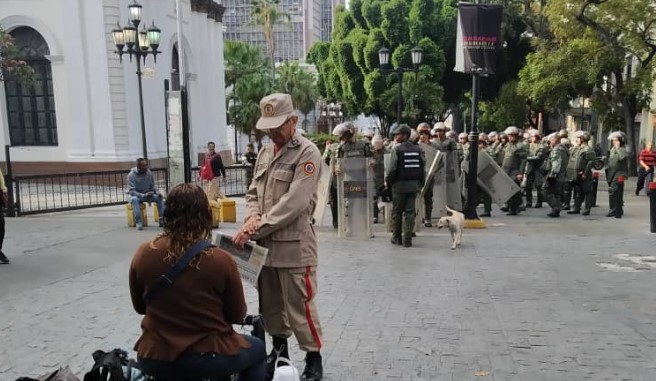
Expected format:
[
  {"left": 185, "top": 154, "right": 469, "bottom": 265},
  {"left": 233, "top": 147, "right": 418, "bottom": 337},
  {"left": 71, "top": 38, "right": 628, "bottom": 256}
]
[{"left": 10, "top": 165, "right": 252, "bottom": 215}]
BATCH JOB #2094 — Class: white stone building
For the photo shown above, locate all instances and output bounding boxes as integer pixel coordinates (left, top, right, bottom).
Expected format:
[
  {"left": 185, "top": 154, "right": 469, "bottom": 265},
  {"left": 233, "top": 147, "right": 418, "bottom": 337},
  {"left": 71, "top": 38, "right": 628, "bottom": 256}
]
[{"left": 0, "top": 0, "right": 228, "bottom": 174}]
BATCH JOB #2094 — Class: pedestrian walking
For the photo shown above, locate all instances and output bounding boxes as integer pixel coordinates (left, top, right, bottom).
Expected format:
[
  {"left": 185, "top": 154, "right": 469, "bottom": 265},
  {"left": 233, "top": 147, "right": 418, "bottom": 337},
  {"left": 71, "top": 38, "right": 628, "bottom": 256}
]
[
  {"left": 233, "top": 93, "right": 324, "bottom": 381},
  {"left": 202, "top": 142, "right": 227, "bottom": 201},
  {"left": 636, "top": 141, "right": 655, "bottom": 196},
  {"left": 127, "top": 158, "right": 165, "bottom": 230},
  {"left": 386, "top": 124, "right": 425, "bottom": 247}
]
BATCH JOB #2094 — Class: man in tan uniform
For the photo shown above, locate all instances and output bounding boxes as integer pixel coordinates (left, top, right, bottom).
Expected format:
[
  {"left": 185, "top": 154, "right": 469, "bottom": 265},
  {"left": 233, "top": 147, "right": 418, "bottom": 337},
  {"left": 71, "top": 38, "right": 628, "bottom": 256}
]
[{"left": 233, "top": 93, "right": 324, "bottom": 381}]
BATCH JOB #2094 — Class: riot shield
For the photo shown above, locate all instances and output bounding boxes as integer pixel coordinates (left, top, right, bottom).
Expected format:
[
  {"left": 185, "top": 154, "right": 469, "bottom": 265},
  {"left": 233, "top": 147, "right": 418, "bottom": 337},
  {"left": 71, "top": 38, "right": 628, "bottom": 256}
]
[
  {"left": 337, "top": 150, "right": 374, "bottom": 238},
  {"left": 465, "top": 150, "right": 520, "bottom": 206},
  {"left": 313, "top": 162, "right": 333, "bottom": 226},
  {"left": 444, "top": 150, "right": 463, "bottom": 211}
]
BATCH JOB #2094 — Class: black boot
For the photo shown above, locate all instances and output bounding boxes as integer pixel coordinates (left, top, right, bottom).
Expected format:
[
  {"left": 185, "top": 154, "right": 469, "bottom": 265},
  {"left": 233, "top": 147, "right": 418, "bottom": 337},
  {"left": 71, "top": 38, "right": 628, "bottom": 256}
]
[
  {"left": 534, "top": 188, "right": 543, "bottom": 208},
  {"left": 403, "top": 237, "right": 412, "bottom": 248},
  {"left": 266, "top": 337, "right": 289, "bottom": 381},
  {"left": 391, "top": 236, "right": 402, "bottom": 245},
  {"left": 0, "top": 251, "right": 9, "bottom": 264},
  {"left": 547, "top": 209, "right": 560, "bottom": 217},
  {"left": 606, "top": 192, "right": 617, "bottom": 217},
  {"left": 300, "top": 352, "right": 323, "bottom": 381}
]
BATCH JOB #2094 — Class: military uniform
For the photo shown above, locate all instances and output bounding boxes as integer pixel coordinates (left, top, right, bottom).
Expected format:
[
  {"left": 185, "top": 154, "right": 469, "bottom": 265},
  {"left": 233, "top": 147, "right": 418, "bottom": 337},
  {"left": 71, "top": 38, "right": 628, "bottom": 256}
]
[
  {"left": 245, "top": 93, "right": 323, "bottom": 380},
  {"left": 386, "top": 140, "right": 424, "bottom": 247},
  {"left": 568, "top": 143, "right": 596, "bottom": 215},
  {"left": 606, "top": 144, "right": 628, "bottom": 218},
  {"left": 501, "top": 141, "right": 528, "bottom": 214},
  {"left": 544, "top": 143, "right": 568, "bottom": 217},
  {"left": 524, "top": 141, "right": 548, "bottom": 208},
  {"left": 371, "top": 146, "right": 388, "bottom": 222},
  {"left": 322, "top": 142, "right": 340, "bottom": 229},
  {"left": 418, "top": 141, "right": 438, "bottom": 224},
  {"left": 563, "top": 145, "right": 582, "bottom": 210}
]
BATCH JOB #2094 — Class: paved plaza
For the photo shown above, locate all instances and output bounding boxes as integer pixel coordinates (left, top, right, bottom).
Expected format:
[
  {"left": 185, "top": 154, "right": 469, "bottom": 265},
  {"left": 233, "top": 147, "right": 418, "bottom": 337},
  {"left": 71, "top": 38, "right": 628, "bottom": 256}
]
[{"left": 1, "top": 187, "right": 656, "bottom": 381}]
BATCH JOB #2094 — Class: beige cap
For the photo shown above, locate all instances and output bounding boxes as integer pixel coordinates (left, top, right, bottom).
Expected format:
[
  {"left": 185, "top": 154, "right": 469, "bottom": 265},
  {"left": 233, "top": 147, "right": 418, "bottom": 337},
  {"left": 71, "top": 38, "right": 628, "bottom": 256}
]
[{"left": 256, "top": 93, "right": 295, "bottom": 130}]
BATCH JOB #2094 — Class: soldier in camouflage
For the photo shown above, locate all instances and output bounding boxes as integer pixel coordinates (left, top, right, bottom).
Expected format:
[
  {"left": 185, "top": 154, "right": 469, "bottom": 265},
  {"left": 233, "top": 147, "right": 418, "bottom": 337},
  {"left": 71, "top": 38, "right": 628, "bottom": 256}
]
[
  {"left": 500, "top": 127, "right": 528, "bottom": 215},
  {"left": 606, "top": 131, "right": 629, "bottom": 218},
  {"left": 567, "top": 131, "right": 596, "bottom": 215},
  {"left": 523, "top": 131, "right": 548, "bottom": 208},
  {"left": 544, "top": 133, "right": 568, "bottom": 217},
  {"left": 417, "top": 123, "right": 438, "bottom": 226}
]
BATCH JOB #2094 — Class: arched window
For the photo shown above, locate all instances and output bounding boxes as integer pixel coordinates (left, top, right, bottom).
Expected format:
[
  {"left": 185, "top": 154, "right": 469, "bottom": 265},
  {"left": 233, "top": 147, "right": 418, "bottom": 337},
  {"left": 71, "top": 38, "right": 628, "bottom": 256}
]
[
  {"left": 171, "top": 45, "right": 180, "bottom": 90},
  {"left": 3, "top": 26, "right": 58, "bottom": 146}
]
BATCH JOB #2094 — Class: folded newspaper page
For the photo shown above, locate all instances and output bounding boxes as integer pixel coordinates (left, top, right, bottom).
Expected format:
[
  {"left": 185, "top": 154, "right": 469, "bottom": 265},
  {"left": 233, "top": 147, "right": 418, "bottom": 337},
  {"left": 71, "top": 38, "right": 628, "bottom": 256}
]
[{"left": 213, "top": 232, "right": 269, "bottom": 287}]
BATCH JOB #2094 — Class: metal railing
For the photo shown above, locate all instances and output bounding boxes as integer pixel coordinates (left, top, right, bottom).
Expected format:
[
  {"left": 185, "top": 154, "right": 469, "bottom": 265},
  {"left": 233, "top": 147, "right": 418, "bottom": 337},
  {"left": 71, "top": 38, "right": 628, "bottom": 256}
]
[{"left": 10, "top": 165, "right": 252, "bottom": 215}]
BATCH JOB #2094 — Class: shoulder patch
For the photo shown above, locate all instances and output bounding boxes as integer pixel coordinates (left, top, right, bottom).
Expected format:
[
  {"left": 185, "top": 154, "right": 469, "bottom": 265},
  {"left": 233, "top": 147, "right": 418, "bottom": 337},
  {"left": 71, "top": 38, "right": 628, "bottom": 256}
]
[{"left": 302, "top": 162, "right": 316, "bottom": 175}]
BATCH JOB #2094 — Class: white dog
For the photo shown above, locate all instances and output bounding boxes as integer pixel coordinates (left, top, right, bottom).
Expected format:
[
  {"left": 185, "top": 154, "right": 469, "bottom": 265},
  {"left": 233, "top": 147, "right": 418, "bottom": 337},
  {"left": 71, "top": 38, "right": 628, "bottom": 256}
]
[{"left": 436, "top": 206, "right": 464, "bottom": 250}]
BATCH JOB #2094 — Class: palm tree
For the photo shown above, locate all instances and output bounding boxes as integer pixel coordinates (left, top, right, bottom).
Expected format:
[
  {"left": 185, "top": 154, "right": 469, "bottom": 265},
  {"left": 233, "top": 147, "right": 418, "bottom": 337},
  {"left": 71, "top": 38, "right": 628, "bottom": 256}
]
[
  {"left": 275, "top": 62, "right": 318, "bottom": 129},
  {"left": 224, "top": 40, "right": 270, "bottom": 89},
  {"left": 228, "top": 73, "right": 272, "bottom": 146},
  {"left": 250, "top": 0, "right": 290, "bottom": 80}
]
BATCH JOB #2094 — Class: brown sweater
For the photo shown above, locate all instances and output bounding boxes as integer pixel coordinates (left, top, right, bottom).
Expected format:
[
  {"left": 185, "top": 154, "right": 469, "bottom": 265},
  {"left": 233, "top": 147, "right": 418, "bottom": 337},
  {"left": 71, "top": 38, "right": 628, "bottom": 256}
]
[{"left": 129, "top": 236, "right": 249, "bottom": 361}]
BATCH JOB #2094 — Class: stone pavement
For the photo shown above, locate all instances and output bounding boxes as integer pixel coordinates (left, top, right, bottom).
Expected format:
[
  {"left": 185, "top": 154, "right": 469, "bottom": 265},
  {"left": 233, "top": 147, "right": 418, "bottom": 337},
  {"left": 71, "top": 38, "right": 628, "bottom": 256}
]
[{"left": 1, "top": 186, "right": 656, "bottom": 381}]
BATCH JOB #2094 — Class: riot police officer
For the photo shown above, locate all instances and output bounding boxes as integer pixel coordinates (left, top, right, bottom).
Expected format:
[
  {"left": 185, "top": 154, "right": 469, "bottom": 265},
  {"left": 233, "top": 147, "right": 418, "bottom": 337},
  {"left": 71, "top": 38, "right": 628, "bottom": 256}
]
[
  {"left": 322, "top": 125, "right": 345, "bottom": 229},
  {"left": 544, "top": 133, "right": 568, "bottom": 217},
  {"left": 417, "top": 123, "right": 438, "bottom": 226},
  {"left": 371, "top": 135, "right": 388, "bottom": 223},
  {"left": 567, "top": 131, "right": 596, "bottom": 215},
  {"left": 524, "top": 131, "right": 548, "bottom": 208},
  {"left": 386, "top": 125, "right": 425, "bottom": 247},
  {"left": 501, "top": 126, "right": 528, "bottom": 215},
  {"left": 606, "top": 131, "right": 628, "bottom": 218}
]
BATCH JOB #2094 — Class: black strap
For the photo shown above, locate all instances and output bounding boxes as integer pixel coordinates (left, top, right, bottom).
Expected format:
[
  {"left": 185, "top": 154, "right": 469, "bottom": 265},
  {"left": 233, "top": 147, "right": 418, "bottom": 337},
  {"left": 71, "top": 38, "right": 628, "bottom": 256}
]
[{"left": 143, "top": 240, "right": 214, "bottom": 305}]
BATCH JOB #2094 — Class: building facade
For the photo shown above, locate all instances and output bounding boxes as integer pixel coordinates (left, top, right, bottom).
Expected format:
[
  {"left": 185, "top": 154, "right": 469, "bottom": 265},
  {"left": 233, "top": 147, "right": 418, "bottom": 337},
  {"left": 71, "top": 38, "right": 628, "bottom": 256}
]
[
  {"left": 223, "top": 0, "right": 343, "bottom": 63},
  {"left": 0, "top": 0, "right": 229, "bottom": 174}
]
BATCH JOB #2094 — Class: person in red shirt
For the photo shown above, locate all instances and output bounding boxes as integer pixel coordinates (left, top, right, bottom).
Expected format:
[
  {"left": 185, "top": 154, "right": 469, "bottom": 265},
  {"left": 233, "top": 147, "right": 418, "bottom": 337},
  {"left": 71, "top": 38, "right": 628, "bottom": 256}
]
[{"left": 636, "top": 141, "right": 655, "bottom": 195}]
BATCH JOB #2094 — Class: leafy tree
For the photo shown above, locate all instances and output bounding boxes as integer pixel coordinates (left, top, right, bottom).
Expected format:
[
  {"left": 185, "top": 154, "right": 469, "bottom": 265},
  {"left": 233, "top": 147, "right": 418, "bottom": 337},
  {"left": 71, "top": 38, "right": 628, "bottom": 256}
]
[
  {"left": 307, "top": 0, "right": 447, "bottom": 137},
  {"left": 519, "top": 0, "right": 656, "bottom": 170},
  {"left": 250, "top": 0, "right": 290, "bottom": 78},
  {"left": 479, "top": 80, "right": 529, "bottom": 131},
  {"left": 0, "top": 27, "right": 35, "bottom": 84}
]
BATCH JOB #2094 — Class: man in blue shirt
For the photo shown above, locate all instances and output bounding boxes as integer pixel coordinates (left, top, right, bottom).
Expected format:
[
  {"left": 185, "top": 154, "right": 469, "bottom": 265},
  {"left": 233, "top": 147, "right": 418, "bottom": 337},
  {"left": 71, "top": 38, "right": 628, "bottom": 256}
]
[{"left": 127, "top": 158, "right": 164, "bottom": 230}]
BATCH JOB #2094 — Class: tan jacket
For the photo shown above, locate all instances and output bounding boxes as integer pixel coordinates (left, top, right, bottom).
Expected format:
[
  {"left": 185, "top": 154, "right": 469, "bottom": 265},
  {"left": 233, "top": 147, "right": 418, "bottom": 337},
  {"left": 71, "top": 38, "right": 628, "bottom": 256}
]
[{"left": 247, "top": 135, "right": 322, "bottom": 267}]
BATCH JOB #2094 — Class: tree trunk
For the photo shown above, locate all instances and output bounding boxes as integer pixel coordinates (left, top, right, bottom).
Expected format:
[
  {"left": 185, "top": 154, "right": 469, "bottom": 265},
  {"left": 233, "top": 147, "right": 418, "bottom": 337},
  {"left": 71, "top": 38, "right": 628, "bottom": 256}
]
[{"left": 623, "top": 105, "right": 637, "bottom": 176}]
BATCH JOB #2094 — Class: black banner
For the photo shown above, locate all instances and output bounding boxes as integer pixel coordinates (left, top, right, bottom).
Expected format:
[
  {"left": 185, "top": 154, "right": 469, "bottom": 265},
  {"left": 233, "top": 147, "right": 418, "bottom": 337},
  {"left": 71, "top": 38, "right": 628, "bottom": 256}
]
[{"left": 455, "top": 2, "right": 503, "bottom": 74}]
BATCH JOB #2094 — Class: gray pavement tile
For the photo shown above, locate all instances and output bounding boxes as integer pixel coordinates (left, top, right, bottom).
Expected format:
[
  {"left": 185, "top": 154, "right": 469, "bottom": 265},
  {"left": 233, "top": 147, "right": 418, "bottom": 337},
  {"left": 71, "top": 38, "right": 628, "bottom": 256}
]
[{"left": 1, "top": 192, "right": 656, "bottom": 380}]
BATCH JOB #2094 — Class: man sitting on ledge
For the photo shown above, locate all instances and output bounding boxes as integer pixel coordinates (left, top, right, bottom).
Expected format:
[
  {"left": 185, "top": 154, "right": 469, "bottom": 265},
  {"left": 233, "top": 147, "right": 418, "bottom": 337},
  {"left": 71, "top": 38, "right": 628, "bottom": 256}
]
[{"left": 128, "top": 158, "right": 164, "bottom": 230}]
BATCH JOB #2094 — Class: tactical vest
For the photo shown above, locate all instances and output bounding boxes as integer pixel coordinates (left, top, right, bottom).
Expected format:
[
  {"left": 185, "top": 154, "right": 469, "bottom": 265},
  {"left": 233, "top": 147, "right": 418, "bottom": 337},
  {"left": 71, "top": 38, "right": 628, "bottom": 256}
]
[{"left": 395, "top": 143, "right": 424, "bottom": 181}]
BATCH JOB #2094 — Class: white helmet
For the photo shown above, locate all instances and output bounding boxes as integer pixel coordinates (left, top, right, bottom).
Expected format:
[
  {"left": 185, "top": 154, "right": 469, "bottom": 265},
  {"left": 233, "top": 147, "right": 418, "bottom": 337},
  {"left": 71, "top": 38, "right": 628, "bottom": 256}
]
[
  {"left": 504, "top": 126, "right": 520, "bottom": 135},
  {"left": 332, "top": 124, "right": 346, "bottom": 136},
  {"left": 458, "top": 132, "right": 468, "bottom": 139},
  {"left": 433, "top": 122, "right": 447, "bottom": 131}
]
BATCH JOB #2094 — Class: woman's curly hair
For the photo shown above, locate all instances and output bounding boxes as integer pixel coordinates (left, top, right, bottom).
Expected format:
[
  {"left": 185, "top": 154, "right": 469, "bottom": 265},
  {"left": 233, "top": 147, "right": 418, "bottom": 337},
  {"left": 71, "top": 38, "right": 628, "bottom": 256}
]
[{"left": 160, "top": 183, "right": 213, "bottom": 263}]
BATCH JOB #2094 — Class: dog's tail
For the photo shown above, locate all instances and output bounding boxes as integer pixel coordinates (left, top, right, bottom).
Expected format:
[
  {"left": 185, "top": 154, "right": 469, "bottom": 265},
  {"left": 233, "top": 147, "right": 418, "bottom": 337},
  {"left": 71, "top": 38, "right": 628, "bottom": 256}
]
[{"left": 445, "top": 205, "right": 460, "bottom": 216}]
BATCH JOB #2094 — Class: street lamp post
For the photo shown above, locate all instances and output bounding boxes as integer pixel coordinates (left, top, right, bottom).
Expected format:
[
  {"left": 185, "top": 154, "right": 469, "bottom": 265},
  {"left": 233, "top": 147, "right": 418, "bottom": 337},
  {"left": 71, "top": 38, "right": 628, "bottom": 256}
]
[
  {"left": 112, "top": 0, "right": 161, "bottom": 160},
  {"left": 378, "top": 46, "right": 423, "bottom": 126}
]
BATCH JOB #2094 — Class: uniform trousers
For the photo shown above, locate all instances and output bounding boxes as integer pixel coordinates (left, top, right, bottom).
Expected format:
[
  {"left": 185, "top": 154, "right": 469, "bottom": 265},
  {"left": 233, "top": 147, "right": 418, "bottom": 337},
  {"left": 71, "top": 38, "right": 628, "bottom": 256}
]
[
  {"left": 206, "top": 177, "right": 226, "bottom": 201},
  {"left": 423, "top": 178, "right": 435, "bottom": 220},
  {"left": 544, "top": 178, "right": 562, "bottom": 211},
  {"left": 258, "top": 266, "right": 323, "bottom": 352},
  {"left": 392, "top": 191, "right": 417, "bottom": 239}
]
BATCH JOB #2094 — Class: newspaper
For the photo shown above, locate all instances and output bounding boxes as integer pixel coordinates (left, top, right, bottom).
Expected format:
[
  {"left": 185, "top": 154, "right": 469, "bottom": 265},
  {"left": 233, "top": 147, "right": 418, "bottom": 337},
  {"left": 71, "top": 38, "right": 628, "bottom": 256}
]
[{"left": 213, "top": 232, "right": 269, "bottom": 287}]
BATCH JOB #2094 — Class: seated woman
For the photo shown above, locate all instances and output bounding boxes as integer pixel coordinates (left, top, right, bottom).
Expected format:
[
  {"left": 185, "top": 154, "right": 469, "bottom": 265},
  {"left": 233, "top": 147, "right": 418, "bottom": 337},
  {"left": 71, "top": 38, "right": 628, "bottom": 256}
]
[{"left": 129, "top": 183, "right": 265, "bottom": 381}]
